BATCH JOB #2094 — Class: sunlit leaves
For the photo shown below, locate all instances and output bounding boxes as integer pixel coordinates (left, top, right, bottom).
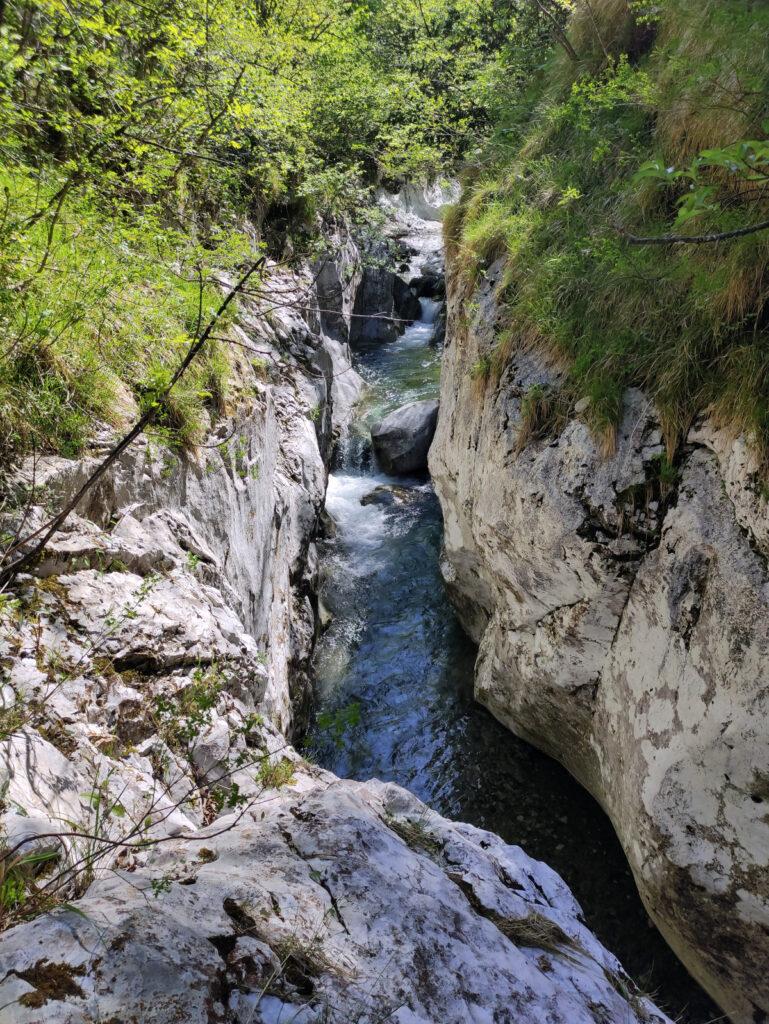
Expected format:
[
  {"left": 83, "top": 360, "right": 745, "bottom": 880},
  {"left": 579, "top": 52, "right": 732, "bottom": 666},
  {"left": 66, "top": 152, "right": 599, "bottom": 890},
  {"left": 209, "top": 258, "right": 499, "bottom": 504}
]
[{"left": 634, "top": 138, "right": 769, "bottom": 227}]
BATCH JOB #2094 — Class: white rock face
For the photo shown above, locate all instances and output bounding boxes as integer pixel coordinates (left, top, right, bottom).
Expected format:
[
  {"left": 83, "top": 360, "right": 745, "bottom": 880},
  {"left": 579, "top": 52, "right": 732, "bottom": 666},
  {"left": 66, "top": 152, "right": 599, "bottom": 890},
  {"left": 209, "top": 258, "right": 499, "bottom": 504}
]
[
  {"left": 7, "top": 253, "right": 364, "bottom": 734},
  {"left": 430, "top": 258, "right": 769, "bottom": 1023},
  {"left": 0, "top": 227, "right": 668, "bottom": 1024},
  {"left": 0, "top": 535, "right": 669, "bottom": 1024},
  {"left": 0, "top": 769, "right": 670, "bottom": 1024}
]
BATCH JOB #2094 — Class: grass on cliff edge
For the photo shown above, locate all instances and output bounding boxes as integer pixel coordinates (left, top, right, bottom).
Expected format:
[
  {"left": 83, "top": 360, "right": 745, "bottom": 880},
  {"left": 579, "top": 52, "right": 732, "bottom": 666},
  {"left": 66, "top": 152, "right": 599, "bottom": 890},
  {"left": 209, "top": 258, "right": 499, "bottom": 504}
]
[
  {"left": 449, "top": 0, "right": 769, "bottom": 463},
  {"left": 0, "top": 168, "right": 245, "bottom": 463}
]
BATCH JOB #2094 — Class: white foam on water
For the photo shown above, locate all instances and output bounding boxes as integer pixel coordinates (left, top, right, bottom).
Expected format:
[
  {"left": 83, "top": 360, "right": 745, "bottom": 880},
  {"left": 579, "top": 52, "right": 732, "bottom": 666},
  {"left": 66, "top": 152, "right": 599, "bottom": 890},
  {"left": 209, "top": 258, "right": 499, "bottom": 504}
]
[
  {"left": 325, "top": 473, "right": 392, "bottom": 554},
  {"left": 397, "top": 298, "right": 440, "bottom": 349}
]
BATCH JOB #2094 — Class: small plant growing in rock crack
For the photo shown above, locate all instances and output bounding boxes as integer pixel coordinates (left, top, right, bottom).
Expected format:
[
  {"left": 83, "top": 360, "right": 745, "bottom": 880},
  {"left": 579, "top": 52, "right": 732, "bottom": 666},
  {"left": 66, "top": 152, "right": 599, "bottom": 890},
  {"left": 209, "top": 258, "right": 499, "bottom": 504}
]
[
  {"left": 386, "top": 814, "right": 443, "bottom": 857},
  {"left": 230, "top": 435, "right": 251, "bottom": 479},
  {"left": 152, "top": 663, "right": 225, "bottom": 751},
  {"left": 0, "top": 848, "right": 60, "bottom": 921},
  {"left": 104, "top": 572, "right": 161, "bottom": 630},
  {"left": 186, "top": 551, "right": 202, "bottom": 572},
  {"left": 652, "top": 452, "right": 678, "bottom": 498},
  {"left": 516, "top": 384, "right": 568, "bottom": 452},
  {"left": 255, "top": 757, "right": 296, "bottom": 791},
  {"left": 470, "top": 353, "right": 492, "bottom": 381},
  {"left": 150, "top": 875, "right": 173, "bottom": 898},
  {"left": 0, "top": 700, "right": 27, "bottom": 743}
]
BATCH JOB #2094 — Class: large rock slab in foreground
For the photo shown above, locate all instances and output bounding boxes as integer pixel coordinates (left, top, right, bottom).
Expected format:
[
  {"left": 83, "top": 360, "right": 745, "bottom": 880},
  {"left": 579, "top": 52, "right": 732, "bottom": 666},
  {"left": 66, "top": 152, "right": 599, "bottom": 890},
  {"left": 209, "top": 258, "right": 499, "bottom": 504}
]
[
  {"left": 0, "top": 773, "right": 670, "bottom": 1024},
  {"left": 0, "top": 385, "right": 666, "bottom": 1024},
  {"left": 430, "top": 256, "right": 769, "bottom": 1023},
  {"left": 371, "top": 399, "right": 439, "bottom": 475}
]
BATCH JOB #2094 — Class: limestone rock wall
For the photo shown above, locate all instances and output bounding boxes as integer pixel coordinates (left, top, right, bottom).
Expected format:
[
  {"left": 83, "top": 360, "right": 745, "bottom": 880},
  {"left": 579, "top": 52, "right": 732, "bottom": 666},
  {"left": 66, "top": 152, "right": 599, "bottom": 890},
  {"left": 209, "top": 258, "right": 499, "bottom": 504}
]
[
  {"left": 429, "top": 257, "right": 769, "bottom": 1023},
  {"left": 0, "top": 213, "right": 670, "bottom": 1024},
  {"left": 5, "top": 250, "right": 365, "bottom": 735}
]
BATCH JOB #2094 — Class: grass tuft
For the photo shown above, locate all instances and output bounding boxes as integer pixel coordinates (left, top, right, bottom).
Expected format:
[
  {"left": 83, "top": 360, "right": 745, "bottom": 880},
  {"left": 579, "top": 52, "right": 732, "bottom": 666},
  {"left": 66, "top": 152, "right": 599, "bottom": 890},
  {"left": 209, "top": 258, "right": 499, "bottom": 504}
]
[{"left": 456, "top": 0, "right": 769, "bottom": 463}]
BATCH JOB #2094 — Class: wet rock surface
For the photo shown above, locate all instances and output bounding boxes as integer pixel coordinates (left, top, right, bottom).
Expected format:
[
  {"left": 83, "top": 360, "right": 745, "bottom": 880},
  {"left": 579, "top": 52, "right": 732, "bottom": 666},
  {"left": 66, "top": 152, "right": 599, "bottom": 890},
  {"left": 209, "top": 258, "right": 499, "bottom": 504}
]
[
  {"left": 359, "top": 483, "right": 416, "bottom": 507},
  {"left": 371, "top": 399, "right": 439, "bottom": 475},
  {"left": 349, "top": 243, "right": 422, "bottom": 346}
]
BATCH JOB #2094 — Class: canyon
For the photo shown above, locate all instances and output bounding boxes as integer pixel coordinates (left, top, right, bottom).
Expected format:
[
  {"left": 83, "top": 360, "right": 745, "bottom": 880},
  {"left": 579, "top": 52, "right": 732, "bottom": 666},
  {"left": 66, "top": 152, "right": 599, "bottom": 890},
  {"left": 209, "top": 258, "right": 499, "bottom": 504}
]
[{"left": 0, "top": 196, "right": 673, "bottom": 1024}]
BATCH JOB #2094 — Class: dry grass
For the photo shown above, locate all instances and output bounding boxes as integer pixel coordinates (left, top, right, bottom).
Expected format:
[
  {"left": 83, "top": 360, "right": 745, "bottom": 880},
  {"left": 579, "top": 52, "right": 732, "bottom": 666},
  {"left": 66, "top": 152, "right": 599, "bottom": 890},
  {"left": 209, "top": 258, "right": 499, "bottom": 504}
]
[
  {"left": 386, "top": 815, "right": 444, "bottom": 857},
  {"left": 494, "top": 910, "right": 582, "bottom": 961},
  {"left": 515, "top": 384, "right": 567, "bottom": 451},
  {"left": 568, "top": 0, "right": 638, "bottom": 61},
  {"left": 453, "top": 0, "right": 769, "bottom": 463},
  {"left": 654, "top": 0, "right": 768, "bottom": 162}
]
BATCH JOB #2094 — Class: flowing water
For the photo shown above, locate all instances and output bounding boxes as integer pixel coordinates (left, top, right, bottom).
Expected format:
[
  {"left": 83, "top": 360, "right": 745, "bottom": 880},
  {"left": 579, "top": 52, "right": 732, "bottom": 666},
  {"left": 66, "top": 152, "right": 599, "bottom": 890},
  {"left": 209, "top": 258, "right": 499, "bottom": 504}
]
[{"left": 308, "top": 233, "right": 719, "bottom": 1024}]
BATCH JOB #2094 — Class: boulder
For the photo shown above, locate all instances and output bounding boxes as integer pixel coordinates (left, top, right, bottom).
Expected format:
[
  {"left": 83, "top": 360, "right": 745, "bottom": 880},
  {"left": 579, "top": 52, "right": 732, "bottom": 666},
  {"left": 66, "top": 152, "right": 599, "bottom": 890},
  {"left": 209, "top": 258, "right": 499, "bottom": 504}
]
[
  {"left": 350, "top": 264, "right": 421, "bottom": 345},
  {"left": 371, "top": 399, "right": 439, "bottom": 475},
  {"left": 360, "top": 483, "right": 414, "bottom": 507},
  {"left": 410, "top": 271, "right": 445, "bottom": 299},
  {"left": 0, "top": 776, "right": 671, "bottom": 1024}
]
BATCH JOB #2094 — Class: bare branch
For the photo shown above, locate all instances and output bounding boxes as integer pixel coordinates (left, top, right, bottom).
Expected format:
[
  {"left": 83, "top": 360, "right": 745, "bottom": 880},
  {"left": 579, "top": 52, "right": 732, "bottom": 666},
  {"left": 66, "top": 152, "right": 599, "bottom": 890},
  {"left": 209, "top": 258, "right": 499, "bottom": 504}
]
[{"left": 621, "top": 219, "right": 769, "bottom": 246}]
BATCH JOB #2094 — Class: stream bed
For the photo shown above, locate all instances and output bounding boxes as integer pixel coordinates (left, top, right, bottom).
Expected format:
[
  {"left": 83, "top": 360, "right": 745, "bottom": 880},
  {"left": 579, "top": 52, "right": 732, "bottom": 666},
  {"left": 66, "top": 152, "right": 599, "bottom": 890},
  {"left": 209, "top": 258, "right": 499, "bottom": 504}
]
[{"left": 307, "top": 236, "right": 720, "bottom": 1024}]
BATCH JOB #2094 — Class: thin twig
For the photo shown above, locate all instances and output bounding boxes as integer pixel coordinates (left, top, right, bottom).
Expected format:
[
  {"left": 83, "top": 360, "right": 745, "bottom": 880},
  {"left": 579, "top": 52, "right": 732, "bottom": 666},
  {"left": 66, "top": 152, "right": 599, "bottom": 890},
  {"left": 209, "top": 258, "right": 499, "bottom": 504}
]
[{"left": 621, "top": 219, "right": 769, "bottom": 245}]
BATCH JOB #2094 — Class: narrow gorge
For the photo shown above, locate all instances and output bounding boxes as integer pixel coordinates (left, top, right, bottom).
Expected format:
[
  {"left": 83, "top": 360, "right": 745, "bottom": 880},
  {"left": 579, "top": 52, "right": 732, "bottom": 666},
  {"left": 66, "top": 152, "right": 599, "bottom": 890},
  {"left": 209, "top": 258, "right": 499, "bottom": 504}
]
[
  {"left": 0, "top": 195, "right": 674, "bottom": 1024},
  {"left": 1, "top": 2, "right": 767, "bottom": 1022}
]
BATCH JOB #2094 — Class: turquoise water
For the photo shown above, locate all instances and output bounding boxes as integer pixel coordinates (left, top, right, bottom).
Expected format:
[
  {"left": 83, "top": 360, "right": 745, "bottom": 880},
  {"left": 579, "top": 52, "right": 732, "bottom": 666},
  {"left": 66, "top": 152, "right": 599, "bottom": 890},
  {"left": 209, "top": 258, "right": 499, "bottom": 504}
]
[{"left": 308, "top": 295, "right": 720, "bottom": 1024}]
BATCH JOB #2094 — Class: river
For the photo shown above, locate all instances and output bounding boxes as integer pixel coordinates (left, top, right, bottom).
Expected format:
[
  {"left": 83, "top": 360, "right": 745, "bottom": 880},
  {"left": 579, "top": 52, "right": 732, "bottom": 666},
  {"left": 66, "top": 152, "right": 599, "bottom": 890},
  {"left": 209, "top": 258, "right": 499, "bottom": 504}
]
[{"left": 306, "top": 213, "right": 720, "bottom": 1024}]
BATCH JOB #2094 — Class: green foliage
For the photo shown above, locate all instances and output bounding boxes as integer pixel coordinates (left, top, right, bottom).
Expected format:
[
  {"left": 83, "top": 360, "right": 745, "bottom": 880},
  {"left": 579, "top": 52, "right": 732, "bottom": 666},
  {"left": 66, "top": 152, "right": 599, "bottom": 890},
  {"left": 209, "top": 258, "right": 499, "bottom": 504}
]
[
  {"left": 0, "top": 0, "right": 532, "bottom": 461},
  {"left": 653, "top": 453, "right": 678, "bottom": 496},
  {"left": 0, "top": 848, "right": 61, "bottom": 924},
  {"left": 256, "top": 757, "right": 296, "bottom": 790},
  {"left": 455, "top": 0, "right": 769, "bottom": 458},
  {"left": 153, "top": 664, "right": 224, "bottom": 751},
  {"left": 634, "top": 137, "right": 769, "bottom": 228},
  {"left": 315, "top": 702, "right": 361, "bottom": 750}
]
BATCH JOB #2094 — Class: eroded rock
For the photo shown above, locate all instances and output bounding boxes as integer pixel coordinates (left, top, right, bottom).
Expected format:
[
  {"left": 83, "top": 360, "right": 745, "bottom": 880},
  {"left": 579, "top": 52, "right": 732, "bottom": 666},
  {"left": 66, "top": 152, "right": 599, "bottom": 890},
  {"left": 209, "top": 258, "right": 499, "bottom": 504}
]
[{"left": 430, "top": 259, "right": 769, "bottom": 1022}]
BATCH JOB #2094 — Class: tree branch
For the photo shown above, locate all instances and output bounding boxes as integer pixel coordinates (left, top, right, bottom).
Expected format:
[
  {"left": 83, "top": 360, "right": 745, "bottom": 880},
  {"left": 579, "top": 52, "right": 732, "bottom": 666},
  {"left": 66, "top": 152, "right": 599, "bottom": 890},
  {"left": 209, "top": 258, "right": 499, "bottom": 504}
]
[
  {"left": 532, "top": 0, "right": 580, "bottom": 62},
  {"left": 0, "top": 258, "right": 266, "bottom": 587},
  {"left": 621, "top": 219, "right": 769, "bottom": 245}
]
